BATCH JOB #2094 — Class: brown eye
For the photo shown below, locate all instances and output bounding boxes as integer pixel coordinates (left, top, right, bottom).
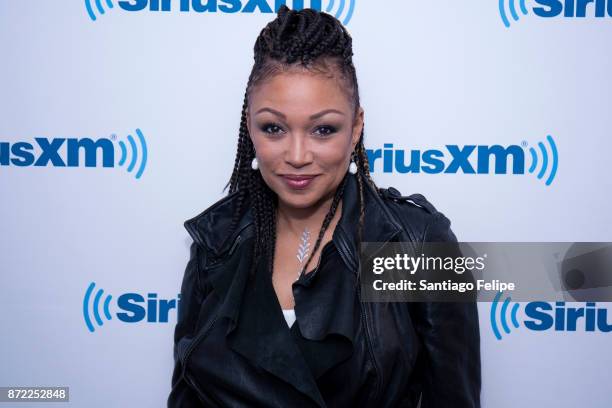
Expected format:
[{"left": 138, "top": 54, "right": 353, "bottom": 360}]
[
  {"left": 314, "top": 126, "right": 337, "bottom": 137},
  {"left": 261, "top": 123, "right": 284, "bottom": 135}
]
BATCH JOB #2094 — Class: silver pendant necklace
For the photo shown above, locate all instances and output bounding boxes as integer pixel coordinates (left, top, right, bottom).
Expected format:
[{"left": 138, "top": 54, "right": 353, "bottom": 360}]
[{"left": 295, "top": 227, "right": 312, "bottom": 281}]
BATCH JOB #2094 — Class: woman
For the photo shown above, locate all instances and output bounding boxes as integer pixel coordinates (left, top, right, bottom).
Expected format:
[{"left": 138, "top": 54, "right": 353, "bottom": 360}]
[{"left": 168, "top": 5, "right": 480, "bottom": 408}]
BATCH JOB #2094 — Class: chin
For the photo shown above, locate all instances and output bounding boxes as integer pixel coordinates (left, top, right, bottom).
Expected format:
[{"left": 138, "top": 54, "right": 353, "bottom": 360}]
[{"left": 278, "top": 191, "right": 320, "bottom": 209}]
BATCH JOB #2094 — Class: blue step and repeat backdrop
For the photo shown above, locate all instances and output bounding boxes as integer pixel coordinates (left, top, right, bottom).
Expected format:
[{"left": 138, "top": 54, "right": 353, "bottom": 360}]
[{"left": 1, "top": 1, "right": 611, "bottom": 407}]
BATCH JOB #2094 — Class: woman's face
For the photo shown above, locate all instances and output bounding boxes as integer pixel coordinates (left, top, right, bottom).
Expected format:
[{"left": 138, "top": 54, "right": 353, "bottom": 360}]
[{"left": 246, "top": 69, "right": 364, "bottom": 210}]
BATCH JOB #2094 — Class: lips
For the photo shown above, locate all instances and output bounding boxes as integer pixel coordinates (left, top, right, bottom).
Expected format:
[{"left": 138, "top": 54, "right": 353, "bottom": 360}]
[{"left": 281, "top": 174, "right": 317, "bottom": 190}]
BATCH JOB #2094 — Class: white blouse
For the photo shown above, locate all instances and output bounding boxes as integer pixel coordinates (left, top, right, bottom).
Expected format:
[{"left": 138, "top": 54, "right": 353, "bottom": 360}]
[{"left": 282, "top": 308, "right": 296, "bottom": 328}]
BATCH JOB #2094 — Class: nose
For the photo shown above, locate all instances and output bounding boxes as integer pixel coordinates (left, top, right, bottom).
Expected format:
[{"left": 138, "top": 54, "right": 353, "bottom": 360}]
[{"left": 285, "top": 133, "right": 313, "bottom": 168}]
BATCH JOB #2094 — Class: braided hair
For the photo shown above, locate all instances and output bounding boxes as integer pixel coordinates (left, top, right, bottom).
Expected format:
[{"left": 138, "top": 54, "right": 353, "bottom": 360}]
[{"left": 222, "top": 5, "right": 380, "bottom": 280}]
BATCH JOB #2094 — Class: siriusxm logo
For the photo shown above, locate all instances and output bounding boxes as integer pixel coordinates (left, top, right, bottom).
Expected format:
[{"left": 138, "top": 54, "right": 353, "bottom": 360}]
[
  {"left": 366, "top": 135, "right": 559, "bottom": 186},
  {"left": 490, "top": 291, "right": 612, "bottom": 340},
  {"left": 85, "top": 0, "right": 355, "bottom": 24},
  {"left": 500, "top": 0, "right": 612, "bottom": 27},
  {"left": 0, "top": 128, "right": 147, "bottom": 179},
  {"left": 83, "top": 282, "right": 180, "bottom": 332}
]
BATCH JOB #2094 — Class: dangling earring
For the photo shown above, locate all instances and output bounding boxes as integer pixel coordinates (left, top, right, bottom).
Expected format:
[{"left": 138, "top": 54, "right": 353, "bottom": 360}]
[
  {"left": 251, "top": 157, "right": 259, "bottom": 170},
  {"left": 348, "top": 153, "right": 357, "bottom": 174}
]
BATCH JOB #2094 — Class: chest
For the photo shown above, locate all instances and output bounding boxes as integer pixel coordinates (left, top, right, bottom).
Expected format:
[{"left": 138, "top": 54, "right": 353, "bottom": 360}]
[{"left": 272, "top": 233, "right": 334, "bottom": 309}]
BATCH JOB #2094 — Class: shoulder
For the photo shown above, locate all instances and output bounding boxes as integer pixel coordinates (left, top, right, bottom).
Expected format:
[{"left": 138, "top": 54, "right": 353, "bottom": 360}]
[
  {"left": 183, "top": 190, "right": 247, "bottom": 255},
  {"left": 376, "top": 185, "right": 458, "bottom": 243}
]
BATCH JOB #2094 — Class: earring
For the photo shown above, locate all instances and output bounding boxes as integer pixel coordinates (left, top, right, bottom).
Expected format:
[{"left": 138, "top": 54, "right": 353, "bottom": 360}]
[
  {"left": 348, "top": 155, "right": 357, "bottom": 174},
  {"left": 251, "top": 157, "right": 259, "bottom": 170}
]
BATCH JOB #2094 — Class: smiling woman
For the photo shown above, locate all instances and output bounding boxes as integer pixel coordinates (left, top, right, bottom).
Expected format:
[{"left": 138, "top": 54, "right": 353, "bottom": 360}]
[{"left": 168, "top": 5, "right": 481, "bottom": 408}]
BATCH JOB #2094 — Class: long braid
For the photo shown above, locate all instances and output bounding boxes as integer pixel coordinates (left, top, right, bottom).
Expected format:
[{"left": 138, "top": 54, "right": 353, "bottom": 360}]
[
  {"left": 299, "top": 173, "right": 348, "bottom": 275},
  {"left": 222, "top": 5, "right": 381, "bottom": 281}
]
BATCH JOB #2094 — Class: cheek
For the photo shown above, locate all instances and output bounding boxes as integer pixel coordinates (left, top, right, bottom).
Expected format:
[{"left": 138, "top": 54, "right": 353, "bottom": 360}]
[
  {"left": 251, "top": 131, "right": 279, "bottom": 160},
  {"left": 252, "top": 137, "right": 281, "bottom": 167},
  {"left": 315, "top": 139, "right": 351, "bottom": 169}
]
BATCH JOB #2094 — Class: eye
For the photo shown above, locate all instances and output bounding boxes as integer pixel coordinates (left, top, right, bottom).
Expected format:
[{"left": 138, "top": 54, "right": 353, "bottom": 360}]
[
  {"left": 260, "top": 123, "right": 285, "bottom": 135},
  {"left": 314, "top": 125, "right": 337, "bottom": 137}
]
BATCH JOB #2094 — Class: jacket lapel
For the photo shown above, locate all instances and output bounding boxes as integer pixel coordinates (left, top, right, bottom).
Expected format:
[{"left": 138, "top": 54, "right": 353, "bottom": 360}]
[
  {"left": 208, "top": 234, "right": 327, "bottom": 407},
  {"left": 332, "top": 175, "right": 403, "bottom": 272}
]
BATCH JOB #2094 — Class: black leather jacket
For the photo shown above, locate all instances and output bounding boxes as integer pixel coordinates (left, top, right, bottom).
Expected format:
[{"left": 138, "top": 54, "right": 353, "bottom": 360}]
[{"left": 168, "top": 175, "right": 481, "bottom": 407}]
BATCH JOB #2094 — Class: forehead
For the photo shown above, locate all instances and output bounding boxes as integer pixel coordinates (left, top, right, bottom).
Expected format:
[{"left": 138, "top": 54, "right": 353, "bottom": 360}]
[{"left": 248, "top": 70, "right": 352, "bottom": 115}]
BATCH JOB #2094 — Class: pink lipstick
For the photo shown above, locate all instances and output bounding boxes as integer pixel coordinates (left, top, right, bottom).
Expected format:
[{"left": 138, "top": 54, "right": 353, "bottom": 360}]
[{"left": 281, "top": 175, "right": 317, "bottom": 190}]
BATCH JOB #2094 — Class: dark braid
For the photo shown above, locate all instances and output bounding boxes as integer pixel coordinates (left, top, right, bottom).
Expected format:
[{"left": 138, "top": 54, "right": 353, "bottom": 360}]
[
  {"left": 299, "top": 172, "right": 348, "bottom": 276},
  {"left": 222, "top": 5, "right": 381, "bottom": 280}
]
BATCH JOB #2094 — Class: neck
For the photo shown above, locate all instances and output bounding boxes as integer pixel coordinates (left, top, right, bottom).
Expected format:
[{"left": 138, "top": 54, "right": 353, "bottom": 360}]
[{"left": 276, "top": 191, "right": 342, "bottom": 237}]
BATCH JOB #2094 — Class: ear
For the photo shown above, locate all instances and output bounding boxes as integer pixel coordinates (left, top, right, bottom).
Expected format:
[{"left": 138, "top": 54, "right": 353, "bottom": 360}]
[{"left": 350, "top": 106, "right": 364, "bottom": 151}]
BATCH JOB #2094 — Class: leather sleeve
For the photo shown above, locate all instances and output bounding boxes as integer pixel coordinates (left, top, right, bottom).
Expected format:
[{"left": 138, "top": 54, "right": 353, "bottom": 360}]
[
  {"left": 167, "top": 240, "right": 207, "bottom": 408},
  {"left": 410, "top": 212, "right": 482, "bottom": 408}
]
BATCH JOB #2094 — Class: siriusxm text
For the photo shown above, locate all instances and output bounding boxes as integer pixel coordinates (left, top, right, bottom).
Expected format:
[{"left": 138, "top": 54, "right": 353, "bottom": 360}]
[
  {"left": 534, "top": 0, "right": 612, "bottom": 17},
  {"left": 116, "top": 293, "right": 180, "bottom": 323},
  {"left": 0, "top": 138, "right": 113, "bottom": 167},
  {"left": 117, "top": 0, "right": 322, "bottom": 13},
  {"left": 366, "top": 143, "right": 525, "bottom": 174},
  {"left": 525, "top": 302, "right": 612, "bottom": 332}
]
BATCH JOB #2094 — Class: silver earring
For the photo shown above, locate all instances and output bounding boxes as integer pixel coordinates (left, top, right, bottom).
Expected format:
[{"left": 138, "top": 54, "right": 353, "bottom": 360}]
[
  {"left": 251, "top": 157, "right": 259, "bottom": 170},
  {"left": 349, "top": 157, "right": 357, "bottom": 174}
]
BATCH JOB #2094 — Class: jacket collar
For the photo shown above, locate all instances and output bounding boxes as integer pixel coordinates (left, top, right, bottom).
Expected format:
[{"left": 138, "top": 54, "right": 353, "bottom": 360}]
[{"left": 184, "top": 173, "right": 403, "bottom": 270}]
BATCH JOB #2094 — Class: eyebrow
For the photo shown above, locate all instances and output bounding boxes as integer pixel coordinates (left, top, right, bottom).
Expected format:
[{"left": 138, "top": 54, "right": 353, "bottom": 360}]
[{"left": 254, "top": 107, "right": 345, "bottom": 120}]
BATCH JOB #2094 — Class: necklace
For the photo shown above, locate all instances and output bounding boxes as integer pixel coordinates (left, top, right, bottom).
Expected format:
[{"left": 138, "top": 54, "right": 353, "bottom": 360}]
[{"left": 295, "top": 227, "right": 312, "bottom": 281}]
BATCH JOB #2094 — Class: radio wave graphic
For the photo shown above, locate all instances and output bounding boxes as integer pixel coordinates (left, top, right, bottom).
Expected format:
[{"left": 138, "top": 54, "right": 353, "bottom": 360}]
[
  {"left": 117, "top": 128, "right": 148, "bottom": 180},
  {"left": 527, "top": 134, "right": 558, "bottom": 186},
  {"left": 85, "top": 0, "right": 114, "bottom": 21},
  {"left": 324, "top": 0, "right": 356, "bottom": 25},
  {"left": 499, "top": 0, "right": 528, "bottom": 28},
  {"left": 490, "top": 291, "right": 521, "bottom": 340},
  {"left": 83, "top": 282, "right": 113, "bottom": 333}
]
